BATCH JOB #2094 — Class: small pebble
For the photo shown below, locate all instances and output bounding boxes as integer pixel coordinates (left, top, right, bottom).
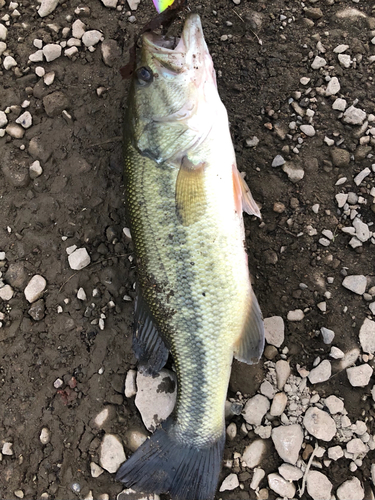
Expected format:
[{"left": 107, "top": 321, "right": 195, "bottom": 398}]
[{"left": 287, "top": 309, "right": 304, "bottom": 321}]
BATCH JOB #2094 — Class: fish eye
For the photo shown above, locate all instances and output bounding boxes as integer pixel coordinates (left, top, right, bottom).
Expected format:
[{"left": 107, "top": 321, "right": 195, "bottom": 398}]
[{"left": 136, "top": 66, "right": 153, "bottom": 86}]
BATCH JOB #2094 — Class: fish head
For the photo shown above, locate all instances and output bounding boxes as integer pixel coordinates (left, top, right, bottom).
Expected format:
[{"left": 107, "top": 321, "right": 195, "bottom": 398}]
[{"left": 127, "top": 14, "right": 218, "bottom": 164}]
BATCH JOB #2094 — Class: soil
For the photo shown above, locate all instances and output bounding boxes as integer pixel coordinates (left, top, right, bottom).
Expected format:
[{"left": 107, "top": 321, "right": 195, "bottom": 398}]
[{"left": 1, "top": 0, "right": 375, "bottom": 499}]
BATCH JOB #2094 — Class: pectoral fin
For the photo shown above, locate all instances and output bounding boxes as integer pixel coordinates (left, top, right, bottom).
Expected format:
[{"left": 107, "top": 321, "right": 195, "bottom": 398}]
[
  {"left": 133, "top": 285, "right": 169, "bottom": 376},
  {"left": 175, "top": 157, "right": 206, "bottom": 226},
  {"left": 233, "top": 288, "right": 265, "bottom": 364},
  {"left": 232, "top": 165, "right": 261, "bottom": 218}
]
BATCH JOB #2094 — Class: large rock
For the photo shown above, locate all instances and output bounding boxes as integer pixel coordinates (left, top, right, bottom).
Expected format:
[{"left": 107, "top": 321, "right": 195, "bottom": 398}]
[
  {"left": 243, "top": 394, "right": 270, "bottom": 426},
  {"left": 24, "top": 275, "right": 47, "bottom": 303},
  {"left": 264, "top": 316, "right": 284, "bottom": 347},
  {"left": 271, "top": 424, "right": 303, "bottom": 465},
  {"left": 99, "top": 434, "right": 126, "bottom": 473},
  {"left": 306, "top": 471, "right": 332, "bottom": 500},
  {"left": 359, "top": 318, "right": 375, "bottom": 354},
  {"left": 303, "top": 407, "right": 336, "bottom": 441},
  {"left": 135, "top": 369, "right": 177, "bottom": 432},
  {"left": 336, "top": 477, "right": 364, "bottom": 500},
  {"left": 242, "top": 439, "right": 266, "bottom": 468}
]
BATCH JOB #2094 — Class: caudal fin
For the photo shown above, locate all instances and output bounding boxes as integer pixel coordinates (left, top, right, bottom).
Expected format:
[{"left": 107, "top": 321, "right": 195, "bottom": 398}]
[{"left": 116, "top": 417, "right": 225, "bottom": 500}]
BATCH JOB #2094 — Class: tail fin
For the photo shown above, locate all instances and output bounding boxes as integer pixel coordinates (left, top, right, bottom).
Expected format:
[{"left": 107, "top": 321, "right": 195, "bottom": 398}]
[{"left": 116, "top": 417, "right": 225, "bottom": 500}]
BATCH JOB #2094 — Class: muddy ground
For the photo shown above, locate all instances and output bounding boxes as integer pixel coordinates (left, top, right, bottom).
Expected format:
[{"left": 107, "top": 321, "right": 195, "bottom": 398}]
[{"left": 1, "top": 0, "right": 375, "bottom": 499}]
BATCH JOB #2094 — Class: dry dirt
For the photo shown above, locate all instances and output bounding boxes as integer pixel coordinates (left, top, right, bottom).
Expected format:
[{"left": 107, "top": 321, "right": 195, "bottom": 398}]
[{"left": 1, "top": 0, "right": 375, "bottom": 499}]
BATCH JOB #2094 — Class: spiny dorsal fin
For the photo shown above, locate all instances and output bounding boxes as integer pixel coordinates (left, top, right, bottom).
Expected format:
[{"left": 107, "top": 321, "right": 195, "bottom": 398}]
[
  {"left": 175, "top": 156, "right": 207, "bottom": 226},
  {"left": 232, "top": 165, "right": 261, "bottom": 218},
  {"left": 233, "top": 287, "right": 264, "bottom": 364}
]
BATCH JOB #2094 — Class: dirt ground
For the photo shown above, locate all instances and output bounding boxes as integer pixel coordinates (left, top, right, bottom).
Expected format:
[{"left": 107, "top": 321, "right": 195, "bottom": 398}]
[{"left": 1, "top": 0, "right": 375, "bottom": 499}]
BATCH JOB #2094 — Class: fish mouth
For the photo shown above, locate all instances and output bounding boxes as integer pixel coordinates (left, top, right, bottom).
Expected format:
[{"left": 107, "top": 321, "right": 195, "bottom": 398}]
[{"left": 142, "top": 13, "right": 208, "bottom": 67}]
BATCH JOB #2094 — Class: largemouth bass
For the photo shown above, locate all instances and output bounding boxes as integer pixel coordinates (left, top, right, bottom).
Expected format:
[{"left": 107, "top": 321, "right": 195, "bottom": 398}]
[{"left": 116, "top": 13, "right": 264, "bottom": 500}]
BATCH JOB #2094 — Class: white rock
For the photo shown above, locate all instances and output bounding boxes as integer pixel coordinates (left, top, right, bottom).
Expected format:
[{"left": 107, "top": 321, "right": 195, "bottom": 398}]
[
  {"left": 29, "top": 50, "right": 44, "bottom": 62},
  {"left": 226, "top": 422, "right": 237, "bottom": 440},
  {"left": 342, "top": 275, "right": 367, "bottom": 295},
  {"left": 0, "top": 284, "right": 14, "bottom": 301},
  {"left": 3, "top": 55, "right": 17, "bottom": 70},
  {"left": 346, "top": 438, "right": 367, "bottom": 455},
  {"left": 24, "top": 275, "right": 47, "bottom": 303},
  {"left": 271, "top": 424, "right": 303, "bottom": 465},
  {"left": 219, "top": 473, "right": 239, "bottom": 492},
  {"left": 0, "top": 23, "right": 7, "bottom": 41},
  {"left": 124, "top": 369, "right": 137, "bottom": 398},
  {"left": 337, "top": 477, "right": 364, "bottom": 500},
  {"left": 332, "top": 98, "right": 347, "bottom": 112},
  {"left": 268, "top": 473, "right": 296, "bottom": 499},
  {"left": 271, "top": 155, "right": 285, "bottom": 167},
  {"left": 99, "top": 434, "right": 126, "bottom": 473},
  {"left": 0, "top": 41, "right": 6, "bottom": 56},
  {"left": 282, "top": 163, "right": 304, "bottom": 183},
  {"left": 44, "top": 71, "right": 55, "bottom": 85},
  {"left": 117, "top": 490, "right": 159, "bottom": 500},
  {"left": 275, "top": 360, "right": 290, "bottom": 390},
  {"left": 359, "top": 318, "right": 375, "bottom": 354},
  {"left": 260, "top": 380, "right": 275, "bottom": 399},
  {"left": 336, "top": 193, "right": 348, "bottom": 208},
  {"left": 2, "top": 442, "right": 13, "bottom": 455},
  {"left": 125, "top": 430, "right": 147, "bottom": 452},
  {"left": 353, "top": 218, "right": 370, "bottom": 242},
  {"left": 320, "top": 327, "right": 335, "bottom": 344},
  {"left": 65, "top": 46, "right": 78, "bottom": 58},
  {"left": 38, "top": 0, "right": 59, "bottom": 17},
  {"left": 354, "top": 167, "right": 371, "bottom": 186},
  {"left": 306, "top": 471, "right": 332, "bottom": 500},
  {"left": 325, "top": 77, "right": 340, "bottom": 96},
  {"left": 311, "top": 56, "right": 326, "bottom": 69},
  {"left": 5, "top": 123, "right": 24, "bottom": 139},
  {"left": 308, "top": 360, "right": 331, "bottom": 384},
  {"left": 243, "top": 394, "right": 270, "bottom": 425},
  {"left": 300, "top": 124, "right": 315, "bottom": 137},
  {"left": 325, "top": 395, "right": 344, "bottom": 414},
  {"left": 43, "top": 43, "right": 62, "bottom": 62},
  {"left": 328, "top": 445, "right": 344, "bottom": 460},
  {"left": 347, "top": 364, "right": 373, "bottom": 387},
  {"left": 77, "top": 287, "right": 87, "bottom": 300},
  {"left": 101, "top": 0, "right": 118, "bottom": 7},
  {"left": 338, "top": 53, "right": 352, "bottom": 68},
  {"left": 35, "top": 66, "right": 45, "bottom": 77},
  {"left": 303, "top": 407, "right": 336, "bottom": 441},
  {"left": 72, "top": 19, "right": 86, "bottom": 39},
  {"left": 370, "top": 302, "right": 375, "bottom": 315},
  {"left": 127, "top": 0, "right": 140, "bottom": 9},
  {"left": 334, "top": 44, "right": 349, "bottom": 53},
  {"left": 0, "top": 110, "right": 8, "bottom": 128},
  {"left": 40, "top": 427, "right": 50, "bottom": 444},
  {"left": 90, "top": 462, "right": 104, "bottom": 478},
  {"left": 135, "top": 369, "right": 177, "bottom": 432},
  {"left": 94, "top": 408, "right": 111, "bottom": 428},
  {"left": 242, "top": 439, "right": 266, "bottom": 468},
  {"left": 68, "top": 248, "right": 91, "bottom": 270},
  {"left": 343, "top": 106, "right": 367, "bottom": 125},
  {"left": 82, "top": 30, "right": 104, "bottom": 47},
  {"left": 250, "top": 468, "right": 265, "bottom": 490},
  {"left": 270, "top": 392, "right": 288, "bottom": 416},
  {"left": 264, "top": 316, "right": 284, "bottom": 347},
  {"left": 287, "top": 309, "right": 304, "bottom": 321},
  {"left": 16, "top": 111, "right": 32, "bottom": 129},
  {"left": 278, "top": 463, "right": 303, "bottom": 481}
]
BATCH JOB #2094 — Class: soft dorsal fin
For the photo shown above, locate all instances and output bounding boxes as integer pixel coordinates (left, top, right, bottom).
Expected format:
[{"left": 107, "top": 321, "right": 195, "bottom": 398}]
[
  {"left": 133, "top": 285, "right": 169, "bottom": 376},
  {"left": 233, "top": 288, "right": 264, "bottom": 364},
  {"left": 175, "top": 156, "right": 207, "bottom": 226},
  {"left": 232, "top": 165, "right": 261, "bottom": 218}
]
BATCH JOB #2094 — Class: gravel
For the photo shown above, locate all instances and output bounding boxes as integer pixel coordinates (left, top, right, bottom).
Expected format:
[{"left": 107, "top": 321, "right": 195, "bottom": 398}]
[
  {"left": 303, "top": 407, "right": 336, "bottom": 441},
  {"left": 271, "top": 424, "right": 303, "bottom": 465},
  {"left": 342, "top": 275, "right": 367, "bottom": 295},
  {"left": 242, "top": 439, "right": 266, "bottom": 469},
  {"left": 346, "top": 364, "right": 373, "bottom": 387},
  {"left": 264, "top": 316, "right": 284, "bottom": 347},
  {"left": 99, "top": 434, "right": 126, "bottom": 473},
  {"left": 24, "top": 275, "right": 47, "bottom": 303}
]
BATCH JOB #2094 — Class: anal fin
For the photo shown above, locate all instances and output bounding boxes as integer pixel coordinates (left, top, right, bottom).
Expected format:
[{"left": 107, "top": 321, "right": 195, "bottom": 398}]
[
  {"left": 175, "top": 156, "right": 206, "bottom": 226},
  {"left": 233, "top": 288, "right": 264, "bottom": 364},
  {"left": 133, "top": 286, "right": 169, "bottom": 376},
  {"left": 232, "top": 165, "right": 261, "bottom": 218}
]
